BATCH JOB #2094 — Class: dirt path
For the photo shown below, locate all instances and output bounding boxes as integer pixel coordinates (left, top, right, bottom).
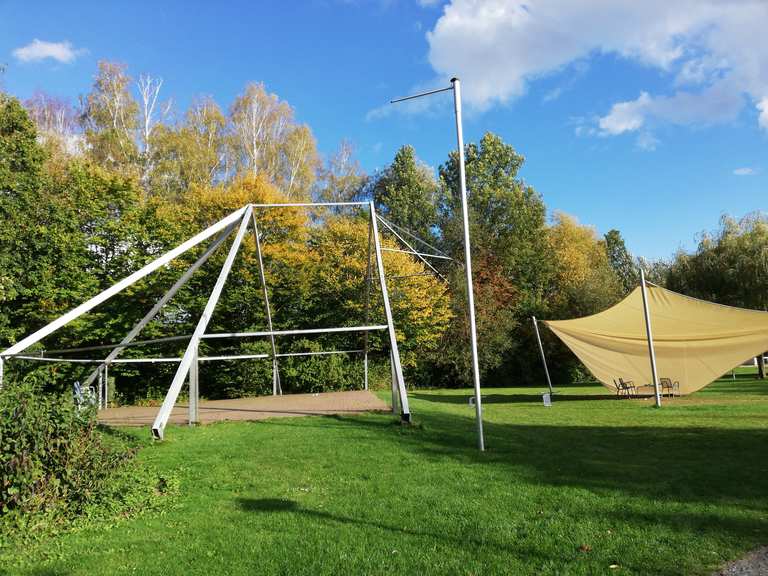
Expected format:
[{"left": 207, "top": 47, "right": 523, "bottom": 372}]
[
  {"left": 99, "top": 390, "right": 389, "bottom": 427},
  {"left": 713, "top": 546, "right": 768, "bottom": 576}
]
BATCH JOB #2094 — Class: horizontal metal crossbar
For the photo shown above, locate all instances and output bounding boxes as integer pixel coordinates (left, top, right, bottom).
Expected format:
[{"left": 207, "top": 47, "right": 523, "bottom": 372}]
[
  {"left": 12, "top": 348, "right": 370, "bottom": 365},
  {"left": 10, "top": 326, "right": 386, "bottom": 358},
  {"left": 201, "top": 325, "right": 388, "bottom": 339},
  {"left": 40, "top": 335, "right": 190, "bottom": 355},
  {"left": 275, "top": 349, "right": 364, "bottom": 358},
  {"left": 250, "top": 202, "right": 368, "bottom": 208}
]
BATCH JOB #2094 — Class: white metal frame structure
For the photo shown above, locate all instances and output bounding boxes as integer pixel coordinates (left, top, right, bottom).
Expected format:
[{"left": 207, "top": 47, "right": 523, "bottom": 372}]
[{"left": 0, "top": 202, "right": 417, "bottom": 439}]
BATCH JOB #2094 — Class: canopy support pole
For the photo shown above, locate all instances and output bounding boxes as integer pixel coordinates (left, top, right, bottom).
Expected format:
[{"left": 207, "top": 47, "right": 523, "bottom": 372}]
[
  {"left": 640, "top": 270, "right": 662, "bottom": 407},
  {"left": 532, "top": 316, "right": 553, "bottom": 395},
  {"left": 250, "top": 212, "right": 281, "bottom": 396},
  {"left": 152, "top": 207, "right": 254, "bottom": 440},
  {"left": 370, "top": 201, "right": 410, "bottom": 422}
]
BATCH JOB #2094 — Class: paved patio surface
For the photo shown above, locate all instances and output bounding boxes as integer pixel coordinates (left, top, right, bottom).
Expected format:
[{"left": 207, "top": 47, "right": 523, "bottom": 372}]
[{"left": 98, "top": 390, "right": 389, "bottom": 427}]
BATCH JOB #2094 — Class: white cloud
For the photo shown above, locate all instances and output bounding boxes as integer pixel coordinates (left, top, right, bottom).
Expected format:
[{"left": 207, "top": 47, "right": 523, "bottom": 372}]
[
  {"left": 733, "top": 167, "right": 759, "bottom": 176},
  {"left": 422, "top": 0, "right": 768, "bottom": 134},
  {"left": 598, "top": 93, "right": 651, "bottom": 135},
  {"left": 12, "top": 39, "right": 84, "bottom": 64},
  {"left": 599, "top": 80, "right": 745, "bottom": 136}
]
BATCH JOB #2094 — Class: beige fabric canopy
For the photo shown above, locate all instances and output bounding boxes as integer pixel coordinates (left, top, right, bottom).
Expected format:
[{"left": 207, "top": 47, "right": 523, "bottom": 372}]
[{"left": 545, "top": 285, "right": 768, "bottom": 395}]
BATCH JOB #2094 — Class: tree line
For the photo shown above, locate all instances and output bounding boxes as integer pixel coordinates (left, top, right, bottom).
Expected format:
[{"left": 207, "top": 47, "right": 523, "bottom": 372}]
[{"left": 2, "top": 60, "right": 766, "bottom": 400}]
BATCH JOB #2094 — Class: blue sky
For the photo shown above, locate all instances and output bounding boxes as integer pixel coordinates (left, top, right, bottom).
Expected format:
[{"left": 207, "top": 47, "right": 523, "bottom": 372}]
[{"left": 1, "top": 0, "right": 766, "bottom": 260}]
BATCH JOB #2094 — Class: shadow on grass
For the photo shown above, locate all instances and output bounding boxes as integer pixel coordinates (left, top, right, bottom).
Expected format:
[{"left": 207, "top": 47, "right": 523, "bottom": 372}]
[
  {"left": 331, "top": 407, "right": 768, "bottom": 509},
  {"left": 411, "top": 392, "right": 620, "bottom": 405},
  {"left": 235, "top": 497, "right": 516, "bottom": 554}
]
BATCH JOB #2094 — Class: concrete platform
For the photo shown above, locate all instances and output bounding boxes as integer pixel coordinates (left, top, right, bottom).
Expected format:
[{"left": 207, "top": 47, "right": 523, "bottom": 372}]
[{"left": 98, "top": 390, "right": 389, "bottom": 427}]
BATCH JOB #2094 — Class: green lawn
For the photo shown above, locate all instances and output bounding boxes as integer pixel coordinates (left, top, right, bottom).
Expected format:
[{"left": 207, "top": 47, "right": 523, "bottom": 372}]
[{"left": 5, "top": 374, "right": 768, "bottom": 576}]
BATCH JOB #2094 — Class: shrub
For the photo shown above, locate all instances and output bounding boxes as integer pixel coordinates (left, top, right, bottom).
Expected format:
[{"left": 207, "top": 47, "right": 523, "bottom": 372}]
[{"left": 0, "top": 379, "right": 138, "bottom": 518}]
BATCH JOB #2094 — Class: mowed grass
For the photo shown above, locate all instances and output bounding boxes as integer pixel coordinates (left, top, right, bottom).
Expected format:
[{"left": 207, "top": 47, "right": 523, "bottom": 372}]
[{"left": 6, "top": 372, "right": 768, "bottom": 576}]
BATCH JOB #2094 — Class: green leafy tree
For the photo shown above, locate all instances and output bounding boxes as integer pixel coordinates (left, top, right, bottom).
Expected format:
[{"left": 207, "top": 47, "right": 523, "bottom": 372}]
[
  {"left": 149, "top": 97, "right": 230, "bottom": 198},
  {"left": 436, "top": 132, "right": 552, "bottom": 385},
  {"left": 371, "top": 145, "right": 439, "bottom": 242},
  {"left": 0, "top": 96, "right": 96, "bottom": 349},
  {"left": 604, "top": 229, "right": 639, "bottom": 294},
  {"left": 667, "top": 213, "right": 768, "bottom": 377}
]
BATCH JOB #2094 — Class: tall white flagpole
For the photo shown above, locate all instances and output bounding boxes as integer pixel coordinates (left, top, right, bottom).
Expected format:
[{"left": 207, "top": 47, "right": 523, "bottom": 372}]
[{"left": 390, "top": 78, "right": 485, "bottom": 450}]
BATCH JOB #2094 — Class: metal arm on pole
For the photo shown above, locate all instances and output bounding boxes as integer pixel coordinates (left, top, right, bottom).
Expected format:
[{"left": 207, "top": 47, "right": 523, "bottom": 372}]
[
  {"left": 640, "top": 269, "right": 662, "bottom": 407},
  {"left": 532, "top": 317, "right": 553, "bottom": 395}
]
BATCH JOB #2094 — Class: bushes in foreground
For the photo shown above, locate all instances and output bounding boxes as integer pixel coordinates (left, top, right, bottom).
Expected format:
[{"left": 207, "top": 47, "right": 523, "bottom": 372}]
[{"left": 0, "top": 380, "right": 174, "bottom": 539}]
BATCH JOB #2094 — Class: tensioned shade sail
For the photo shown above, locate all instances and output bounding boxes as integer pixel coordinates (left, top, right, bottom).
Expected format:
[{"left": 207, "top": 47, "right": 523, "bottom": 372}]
[{"left": 545, "top": 285, "right": 768, "bottom": 395}]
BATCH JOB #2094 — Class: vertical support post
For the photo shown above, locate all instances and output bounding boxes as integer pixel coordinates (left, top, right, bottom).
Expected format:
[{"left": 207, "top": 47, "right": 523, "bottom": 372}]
[
  {"left": 152, "top": 206, "right": 254, "bottom": 440},
  {"left": 452, "top": 78, "right": 485, "bottom": 451},
  {"left": 104, "top": 364, "right": 109, "bottom": 408},
  {"left": 390, "top": 350, "right": 399, "bottom": 415},
  {"left": 532, "top": 317, "right": 553, "bottom": 395},
  {"left": 370, "top": 201, "right": 411, "bottom": 421},
  {"left": 250, "top": 212, "right": 282, "bottom": 396},
  {"left": 363, "top": 214, "right": 373, "bottom": 391},
  {"left": 97, "top": 366, "right": 104, "bottom": 410},
  {"left": 189, "top": 344, "right": 199, "bottom": 425},
  {"left": 0, "top": 356, "right": 4, "bottom": 390},
  {"left": 640, "top": 269, "right": 662, "bottom": 407}
]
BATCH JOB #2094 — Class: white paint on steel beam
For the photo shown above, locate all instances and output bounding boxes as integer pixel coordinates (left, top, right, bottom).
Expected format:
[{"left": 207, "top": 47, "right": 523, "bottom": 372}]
[
  {"left": 452, "top": 78, "right": 485, "bottom": 451},
  {"left": 363, "top": 214, "right": 374, "bottom": 391},
  {"left": 250, "top": 202, "right": 368, "bottom": 208},
  {"left": 189, "top": 345, "right": 198, "bottom": 425},
  {"left": 370, "top": 201, "right": 411, "bottom": 420},
  {"left": 84, "top": 224, "right": 236, "bottom": 387},
  {"left": 1, "top": 206, "right": 248, "bottom": 358},
  {"left": 152, "top": 207, "right": 254, "bottom": 439},
  {"left": 640, "top": 269, "right": 662, "bottom": 407},
  {"left": 532, "top": 316, "right": 553, "bottom": 394},
  {"left": 250, "top": 212, "right": 281, "bottom": 395},
  {"left": 201, "top": 325, "right": 388, "bottom": 339}
]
